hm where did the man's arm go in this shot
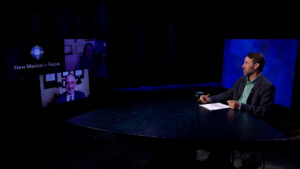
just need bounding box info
[210,77,244,103]
[210,89,234,103]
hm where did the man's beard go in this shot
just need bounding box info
[243,68,255,76]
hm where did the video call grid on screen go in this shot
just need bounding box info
[222,39,298,108]
[5,39,109,108]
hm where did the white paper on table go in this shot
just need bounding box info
[199,102,230,111]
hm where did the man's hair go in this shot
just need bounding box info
[247,52,265,72]
[66,73,76,79]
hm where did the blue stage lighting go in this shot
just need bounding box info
[222,39,298,107]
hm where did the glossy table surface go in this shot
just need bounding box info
[67,91,288,143]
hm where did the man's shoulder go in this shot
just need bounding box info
[238,76,247,81]
[260,75,274,86]
[75,90,85,97]
[257,75,275,90]
[235,76,247,84]
[58,92,67,97]
[75,90,85,94]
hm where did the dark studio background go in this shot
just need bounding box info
[1,1,300,168]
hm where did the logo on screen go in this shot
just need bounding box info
[30,45,44,60]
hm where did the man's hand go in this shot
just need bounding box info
[227,100,240,109]
[199,95,211,104]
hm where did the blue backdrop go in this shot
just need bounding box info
[222,39,298,107]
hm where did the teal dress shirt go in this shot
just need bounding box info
[238,74,261,108]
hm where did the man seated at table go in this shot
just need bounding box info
[199,52,275,168]
[199,52,275,118]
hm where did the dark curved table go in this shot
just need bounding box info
[67,92,287,144]
[67,91,288,168]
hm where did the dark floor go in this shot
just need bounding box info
[2,122,300,169]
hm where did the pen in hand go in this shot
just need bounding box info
[198,94,210,103]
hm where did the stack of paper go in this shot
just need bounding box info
[199,103,230,111]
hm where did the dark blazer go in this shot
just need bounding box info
[211,75,275,117]
[55,91,86,104]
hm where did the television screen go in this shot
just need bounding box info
[222,39,298,108]
[4,39,92,109]
[64,39,107,79]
